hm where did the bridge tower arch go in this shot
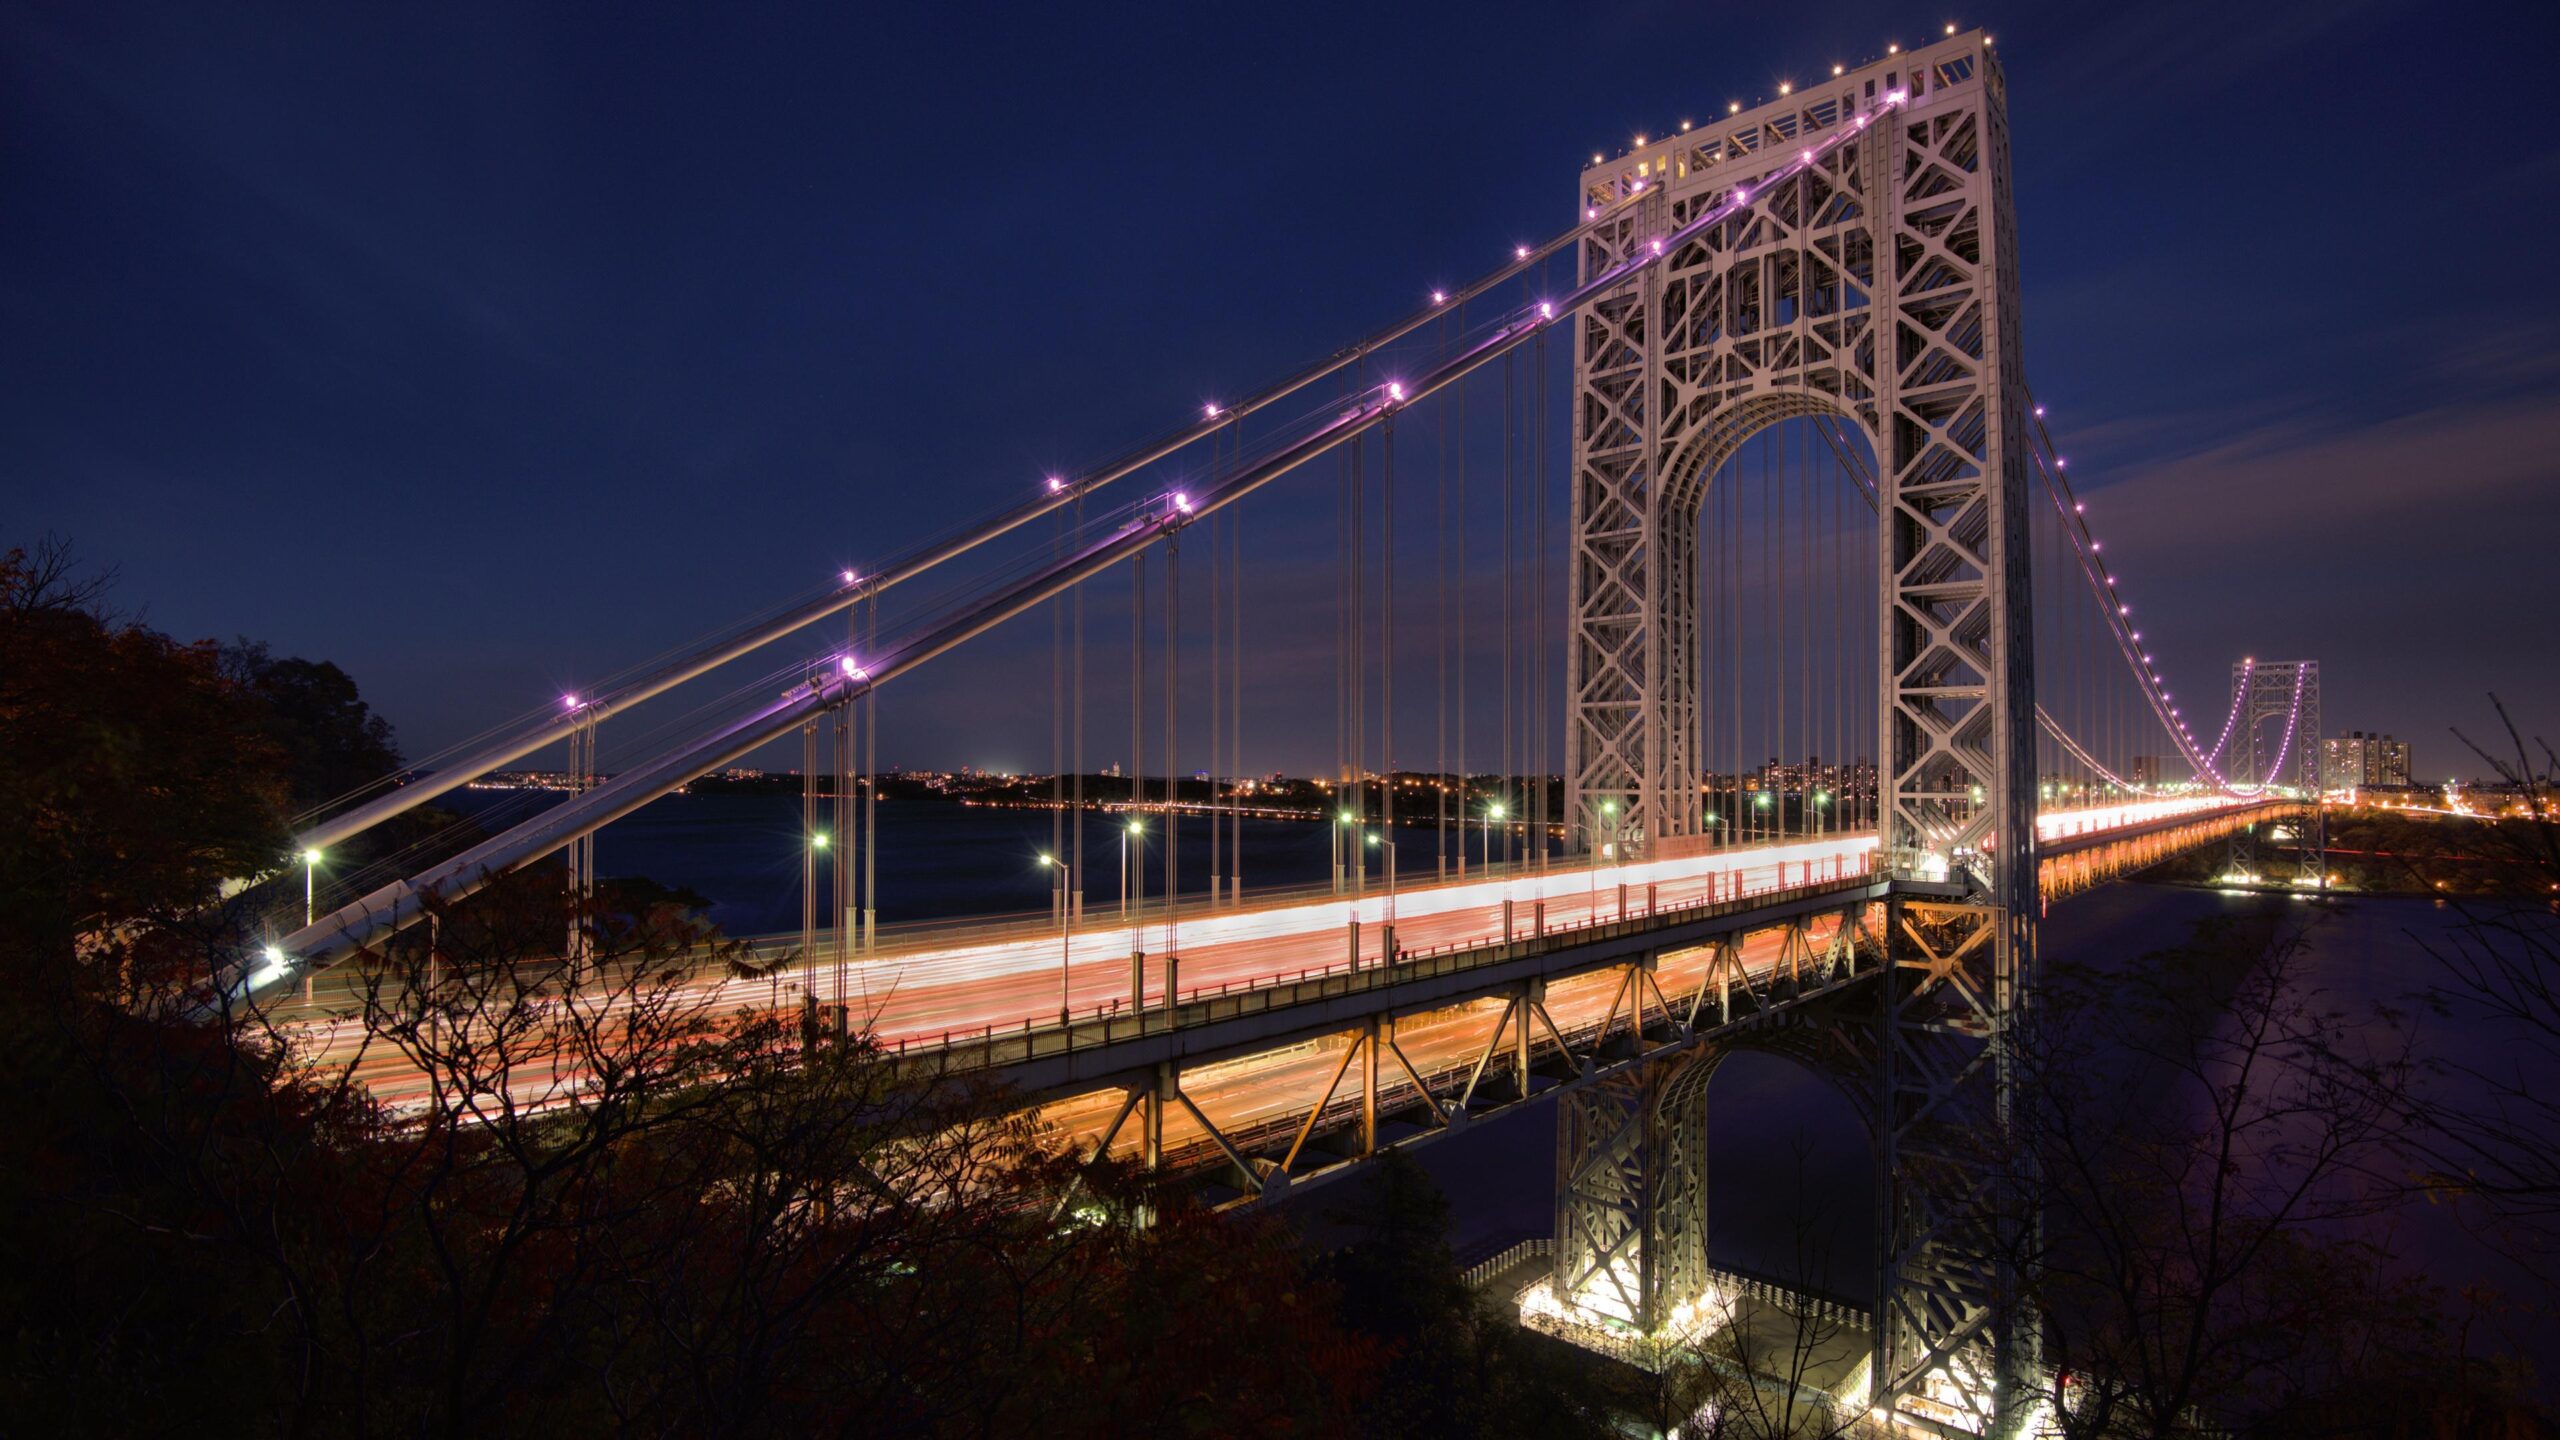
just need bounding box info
[1553,1011,1879,1338]
[1563,31,2043,1426]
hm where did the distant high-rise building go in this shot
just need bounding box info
[2129,755,2172,786]
[2322,731,2414,789]
[2377,735,2412,786]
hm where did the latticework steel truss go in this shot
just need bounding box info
[2222,658,2326,887]
[1561,31,2042,1432]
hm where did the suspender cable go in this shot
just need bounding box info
[1052,512,1066,926]
[1208,461,1223,905]
[1130,554,1145,918]
[1072,492,1085,916]
[1831,440,1845,837]
[1228,484,1242,901]
[1436,316,1450,881]
[863,596,877,951]
[1341,366,1361,886]
[1729,457,1742,847]
[1802,420,1822,835]
[1533,327,1550,867]
[1382,413,1397,900]
[1163,537,1179,962]
[1453,310,1469,875]
[1351,428,1367,889]
[1760,434,1773,841]
[1501,349,1516,865]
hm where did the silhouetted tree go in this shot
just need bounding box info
[2404,699,2560,1286]
[1317,1150,1616,1439]
[220,640,402,819]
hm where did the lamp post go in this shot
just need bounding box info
[1121,818,1143,920]
[301,847,322,927]
[1366,830,1397,913]
[1336,808,1359,894]
[1039,853,1072,1024]
[1483,801,1506,872]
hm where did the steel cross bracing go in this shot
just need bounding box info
[1561,32,2042,1431]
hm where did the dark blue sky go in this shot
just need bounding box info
[7,0,2556,783]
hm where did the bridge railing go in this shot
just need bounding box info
[886,864,1885,1077]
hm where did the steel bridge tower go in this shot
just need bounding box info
[1556,30,2043,1430]
[2222,658,2325,887]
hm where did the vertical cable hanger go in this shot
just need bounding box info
[1163,532,1178,964]
[1533,324,1550,867]
[1436,308,1451,881]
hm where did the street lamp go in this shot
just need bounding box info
[1121,818,1144,919]
[1483,801,1506,871]
[1039,853,1072,1024]
[1365,831,1396,912]
[301,847,322,927]
[1335,808,1359,894]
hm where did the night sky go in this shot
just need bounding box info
[7,1,2556,784]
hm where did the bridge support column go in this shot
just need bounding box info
[1552,1053,1710,1335]
[1142,1064,1169,1174]
[1361,1014,1380,1155]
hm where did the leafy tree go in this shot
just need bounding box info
[219,640,402,819]
[1316,1150,1616,1439]
[0,538,285,972]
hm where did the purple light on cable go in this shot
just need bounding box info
[1432,289,1448,304]
[1515,244,1530,260]
[1887,89,1908,104]
[842,568,858,585]
[1387,381,1406,402]
[1651,237,1665,254]
[561,694,580,710]
[1173,492,1193,514]
[2074,502,2085,512]
[1204,402,1221,418]
[1044,477,1064,493]
[2034,405,2045,417]
[840,656,866,680]
[1538,301,1555,320]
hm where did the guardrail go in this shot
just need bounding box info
[1462,1236,1555,1290]
[884,864,1883,1076]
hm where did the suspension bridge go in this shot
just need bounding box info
[244,28,2327,1437]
